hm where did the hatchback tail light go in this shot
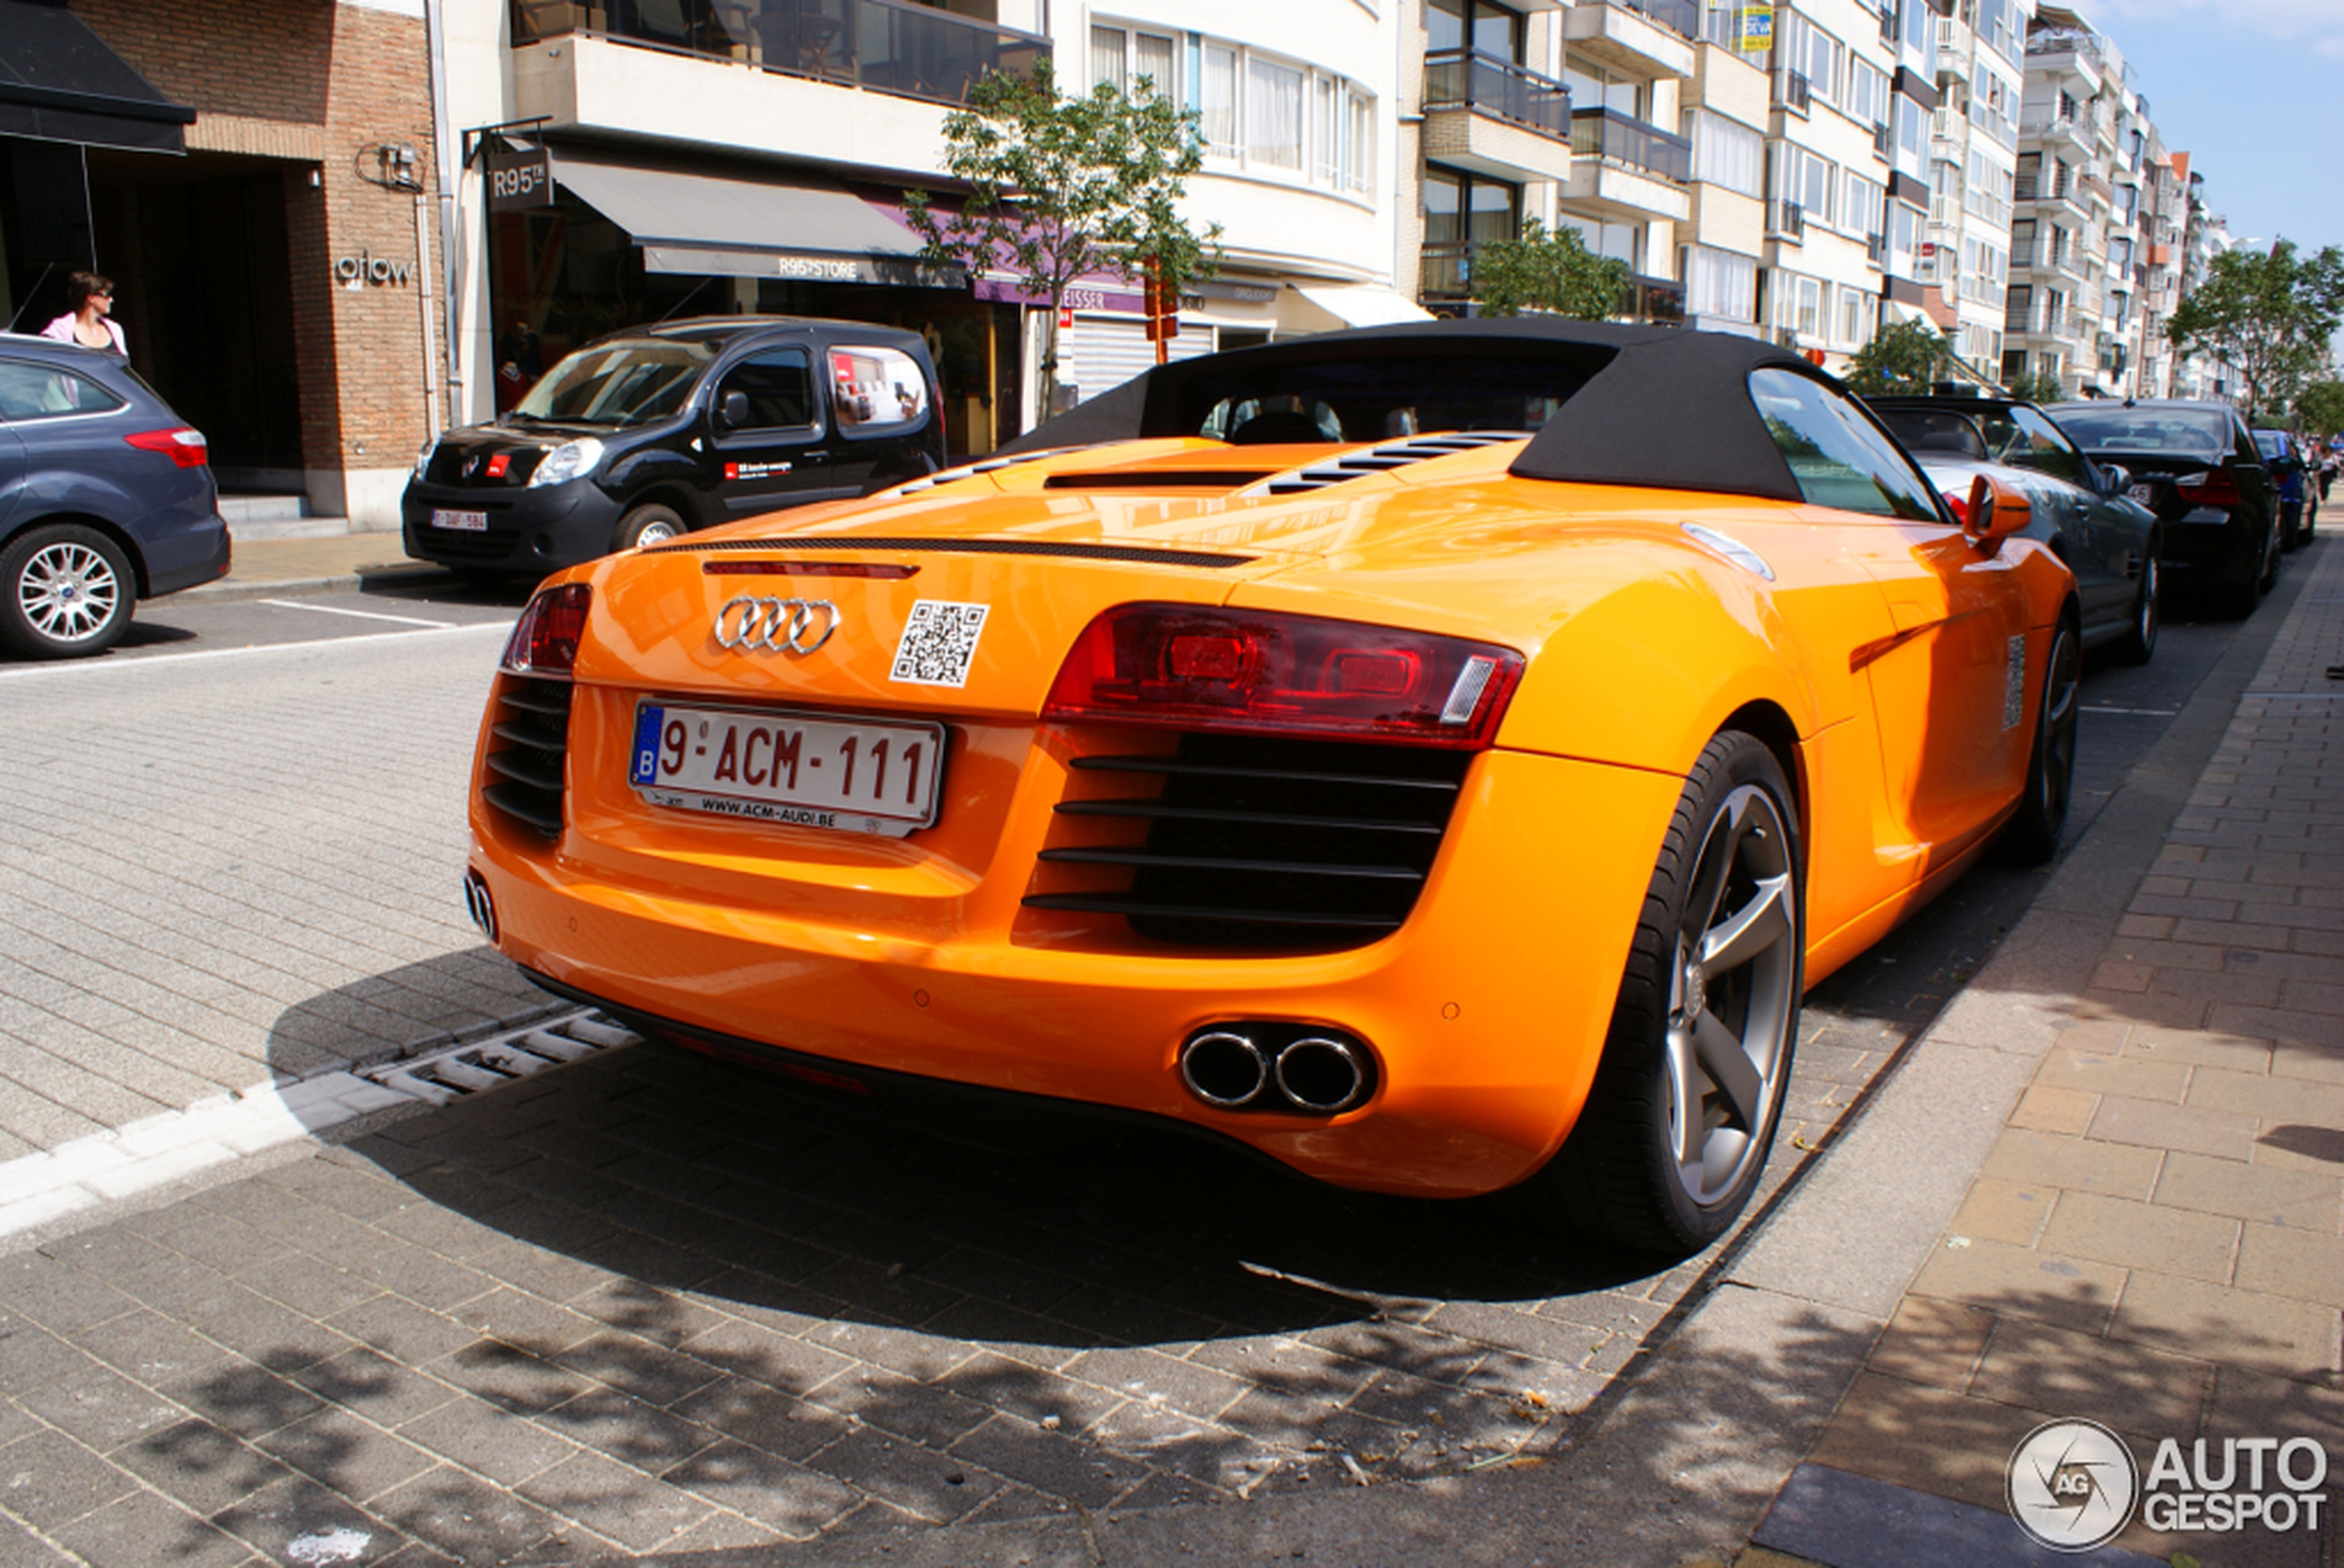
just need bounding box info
[502,583,591,677]
[1043,604,1524,748]
[2173,469,2242,508]
[124,427,208,468]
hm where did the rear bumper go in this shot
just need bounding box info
[2156,507,2265,587]
[146,518,231,597]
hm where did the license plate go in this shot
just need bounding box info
[629,702,944,836]
[2126,483,2155,506]
[432,509,489,532]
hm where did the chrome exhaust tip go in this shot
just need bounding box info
[1179,1030,1269,1107]
[1274,1036,1368,1114]
[462,868,498,943]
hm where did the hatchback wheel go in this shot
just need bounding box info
[0,524,135,659]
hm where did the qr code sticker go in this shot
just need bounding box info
[890,600,990,688]
[2003,633,2027,730]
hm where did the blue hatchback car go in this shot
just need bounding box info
[0,333,229,657]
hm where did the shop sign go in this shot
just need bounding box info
[333,250,412,288]
[488,143,555,210]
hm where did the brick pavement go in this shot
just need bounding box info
[1756,540,2344,1568]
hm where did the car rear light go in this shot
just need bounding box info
[1043,604,1524,748]
[124,426,208,468]
[1941,489,1970,527]
[2173,470,2242,507]
[501,583,591,677]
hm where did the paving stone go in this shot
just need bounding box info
[1802,1371,2060,1518]
[515,1446,712,1552]
[324,1295,479,1370]
[2235,1223,2344,1305]
[659,1439,862,1540]
[1967,1315,2215,1438]
[1862,1297,1992,1394]
[2038,1190,2242,1284]
[1906,1236,2126,1335]
[288,1347,458,1429]
[0,1251,139,1335]
[390,1394,580,1490]
[1948,1178,2056,1248]
[670,1377,856,1464]
[209,1471,405,1566]
[371,1463,575,1564]
[114,1416,298,1517]
[533,1386,721,1478]
[1979,1128,2164,1200]
[425,1337,589,1418]
[801,1423,1007,1524]
[49,1488,255,1568]
[250,1406,440,1504]
[549,1331,726,1408]
[2088,1094,2260,1161]
[18,1359,190,1454]
[2037,1045,2191,1103]
[2126,1025,2277,1072]
[0,1426,142,1527]
[2153,1150,2344,1231]
[2191,1066,2344,1125]
[2111,1270,2343,1380]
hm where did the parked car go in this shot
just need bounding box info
[0,333,229,658]
[463,321,2081,1258]
[2046,400,2277,616]
[403,317,946,578]
[1866,391,2159,663]
[2256,427,2320,547]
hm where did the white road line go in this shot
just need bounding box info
[2080,704,2181,716]
[258,598,458,628]
[0,620,508,679]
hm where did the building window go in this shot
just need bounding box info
[1687,110,1764,197]
[1684,245,1759,322]
[1192,35,1373,194]
[1422,164,1522,298]
[1429,0,1526,62]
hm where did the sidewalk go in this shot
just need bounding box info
[1740,539,2344,1568]
[185,528,447,604]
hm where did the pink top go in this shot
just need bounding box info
[39,314,126,355]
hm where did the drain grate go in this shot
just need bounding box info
[361,1011,640,1106]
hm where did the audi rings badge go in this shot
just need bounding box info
[713,596,842,655]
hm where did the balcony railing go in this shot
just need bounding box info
[1423,49,1573,140]
[1872,120,1893,161]
[1602,0,1699,40]
[1866,231,1886,267]
[1571,106,1692,182]
[508,0,1049,108]
[1776,68,1811,112]
[1770,199,1806,239]
[2026,26,2107,77]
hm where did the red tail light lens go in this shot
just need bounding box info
[1043,604,1524,748]
[1941,489,1970,528]
[2173,469,2242,508]
[124,427,208,468]
[501,583,591,677]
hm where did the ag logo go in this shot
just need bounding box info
[2008,1419,2139,1550]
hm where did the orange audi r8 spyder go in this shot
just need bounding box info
[464,322,2079,1256]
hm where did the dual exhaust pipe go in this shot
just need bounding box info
[1179,1025,1375,1115]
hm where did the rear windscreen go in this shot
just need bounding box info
[1170,348,1609,445]
[2047,405,2228,461]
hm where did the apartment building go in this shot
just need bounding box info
[1920,0,2023,379]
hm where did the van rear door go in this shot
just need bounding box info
[708,346,834,518]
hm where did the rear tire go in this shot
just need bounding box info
[615,502,686,552]
[1530,731,1803,1257]
[2115,552,2158,666]
[0,524,135,659]
[2001,616,2080,865]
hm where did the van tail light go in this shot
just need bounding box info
[501,583,591,677]
[1043,604,1524,749]
[2173,469,2242,508]
[125,427,208,468]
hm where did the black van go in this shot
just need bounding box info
[402,317,945,575]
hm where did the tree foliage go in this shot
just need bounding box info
[2005,368,2067,405]
[2296,380,2344,444]
[1469,218,1630,320]
[904,59,1220,412]
[2166,240,2344,422]
[1841,318,1952,394]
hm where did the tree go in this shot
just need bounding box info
[1468,218,1631,320]
[1841,318,1951,394]
[904,59,1220,415]
[2005,368,2067,405]
[2296,379,2344,444]
[2165,240,2344,421]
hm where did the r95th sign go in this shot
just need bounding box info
[488,147,554,210]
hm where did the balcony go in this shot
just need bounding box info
[1775,68,1812,113]
[508,0,1047,109]
[2026,26,2105,92]
[1769,199,1805,240]
[1562,0,1695,82]
[1561,107,1692,221]
[1572,106,1691,182]
[1422,50,1576,181]
[2021,106,2086,150]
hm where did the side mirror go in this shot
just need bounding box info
[1966,472,2033,549]
[718,390,749,431]
[2098,462,2130,495]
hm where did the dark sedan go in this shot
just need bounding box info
[0,333,230,657]
[1867,393,2159,662]
[2047,400,2277,617]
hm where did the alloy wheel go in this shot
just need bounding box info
[18,539,123,645]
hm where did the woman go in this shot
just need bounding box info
[39,271,126,356]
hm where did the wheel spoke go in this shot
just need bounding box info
[1699,871,1792,975]
[1665,1023,1705,1167]
[1682,794,1743,935]
[1692,1007,1764,1130]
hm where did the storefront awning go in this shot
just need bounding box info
[0,0,194,154]
[546,149,949,285]
[1282,283,1435,333]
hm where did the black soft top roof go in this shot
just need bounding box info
[1002,318,1830,503]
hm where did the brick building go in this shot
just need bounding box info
[0,0,443,526]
